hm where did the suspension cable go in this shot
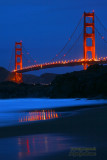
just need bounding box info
[60,31,83,61]
[8,47,15,71]
[49,14,84,62]
[22,45,36,64]
[95,14,107,32]
[95,27,107,44]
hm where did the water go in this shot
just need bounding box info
[0,98,106,127]
[0,98,107,160]
[0,134,73,160]
[0,109,61,127]
[0,98,107,112]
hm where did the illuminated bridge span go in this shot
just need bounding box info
[15,58,107,73]
[9,11,107,83]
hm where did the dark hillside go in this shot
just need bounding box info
[0,65,107,99]
[50,65,107,98]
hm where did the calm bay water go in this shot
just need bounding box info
[0,98,107,160]
[0,134,73,160]
[0,109,61,127]
[0,98,106,127]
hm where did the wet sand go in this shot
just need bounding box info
[0,104,107,138]
[0,105,107,160]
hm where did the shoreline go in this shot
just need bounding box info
[0,104,106,138]
[0,98,107,113]
[0,95,107,100]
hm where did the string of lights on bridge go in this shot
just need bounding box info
[13,57,107,72]
[9,11,107,82]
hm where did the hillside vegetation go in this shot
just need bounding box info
[0,64,107,99]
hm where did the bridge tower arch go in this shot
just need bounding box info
[15,42,23,83]
[84,11,96,70]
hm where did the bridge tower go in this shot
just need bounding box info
[15,42,23,83]
[84,11,95,70]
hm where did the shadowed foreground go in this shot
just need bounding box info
[0,105,107,160]
[1,64,107,99]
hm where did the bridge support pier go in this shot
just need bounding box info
[15,72,23,84]
[15,42,23,83]
[83,11,96,70]
[84,63,87,70]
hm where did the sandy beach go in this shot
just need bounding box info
[0,104,106,138]
[0,104,107,160]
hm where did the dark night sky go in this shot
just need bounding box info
[0,0,107,75]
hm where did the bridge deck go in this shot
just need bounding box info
[13,59,107,73]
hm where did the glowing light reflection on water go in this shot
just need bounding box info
[0,134,73,160]
[0,109,61,127]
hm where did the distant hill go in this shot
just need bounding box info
[0,67,10,82]
[50,64,107,98]
[0,64,107,99]
[0,67,58,84]
[23,73,58,84]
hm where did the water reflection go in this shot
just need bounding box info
[0,109,61,127]
[19,109,59,123]
[17,134,72,159]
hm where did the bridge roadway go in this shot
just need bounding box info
[13,58,107,73]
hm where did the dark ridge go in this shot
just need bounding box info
[0,67,58,84]
[0,64,107,99]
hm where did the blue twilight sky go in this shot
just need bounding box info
[0,0,107,75]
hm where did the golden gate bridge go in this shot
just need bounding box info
[8,11,107,83]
